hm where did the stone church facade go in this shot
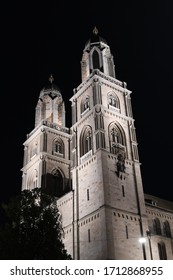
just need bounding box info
[21,27,173,260]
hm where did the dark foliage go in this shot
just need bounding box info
[0,188,72,260]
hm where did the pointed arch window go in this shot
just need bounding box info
[46,169,64,198]
[158,242,167,260]
[162,221,171,237]
[109,123,126,155]
[30,142,38,159]
[90,47,103,73]
[27,169,38,190]
[152,218,161,235]
[108,92,120,111]
[52,169,64,197]
[53,138,64,158]
[81,96,90,115]
[84,97,90,110]
[92,50,100,69]
[80,126,92,157]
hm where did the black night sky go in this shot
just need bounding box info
[1,1,173,222]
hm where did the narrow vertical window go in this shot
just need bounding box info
[87,189,90,201]
[80,126,92,157]
[163,221,171,237]
[84,97,89,110]
[122,185,125,197]
[88,229,91,242]
[85,130,92,152]
[125,225,128,239]
[81,96,90,114]
[55,142,61,153]
[31,142,38,158]
[92,50,100,69]
[153,218,161,235]
[158,242,167,260]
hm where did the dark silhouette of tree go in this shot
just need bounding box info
[0,188,72,260]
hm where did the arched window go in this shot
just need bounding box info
[163,221,171,237]
[50,169,64,198]
[81,96,90,114]
[108,92,119,110]
[84,97,90,110]
[30,142,38,158]
[80,126,92,157]
[92,49,100,69]
[27,169,38,190]
[158,242,167,260]
[53,138,64,157]
[153,218,161,235]
[90,47,103,73]
[108,122,126,155]
[45,168,70,198]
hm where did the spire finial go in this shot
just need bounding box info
[49,74,54,84]
[93,26,98,35]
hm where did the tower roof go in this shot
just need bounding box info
[39,74,62,99]
[85,27,107,48]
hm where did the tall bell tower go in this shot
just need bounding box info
[21,74,71,201]
[70,27,148,259]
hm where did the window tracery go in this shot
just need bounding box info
[80,126,92,157]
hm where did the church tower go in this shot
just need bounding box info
[21,74,71,201]
[69,27,148,259]
[21,28,154,260]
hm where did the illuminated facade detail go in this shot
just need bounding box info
[21,29,173,260]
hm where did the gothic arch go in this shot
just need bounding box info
[108,91,120,110]
[53,137,64,157]
[30,141,38,159]
[81,95,90,114]
[108,122,126,155]
[152,218,161,235]
[90,46,103,71]
[27,169,38,190]
[163,220,171,237]
[158,242,167,260]
[49,168,65,198]
[80,125,93,157]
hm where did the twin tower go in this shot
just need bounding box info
[21,28,170,259]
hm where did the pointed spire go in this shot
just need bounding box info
[49,74,54,84]
[93,26,98,35]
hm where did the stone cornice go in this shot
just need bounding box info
[70,70,131,102]
[104,108,132,123]
[45,154,72,166]
[146,205,173,215]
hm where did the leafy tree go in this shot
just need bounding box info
[0,188,72,260]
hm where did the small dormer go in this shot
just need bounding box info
[145,198,157,206]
